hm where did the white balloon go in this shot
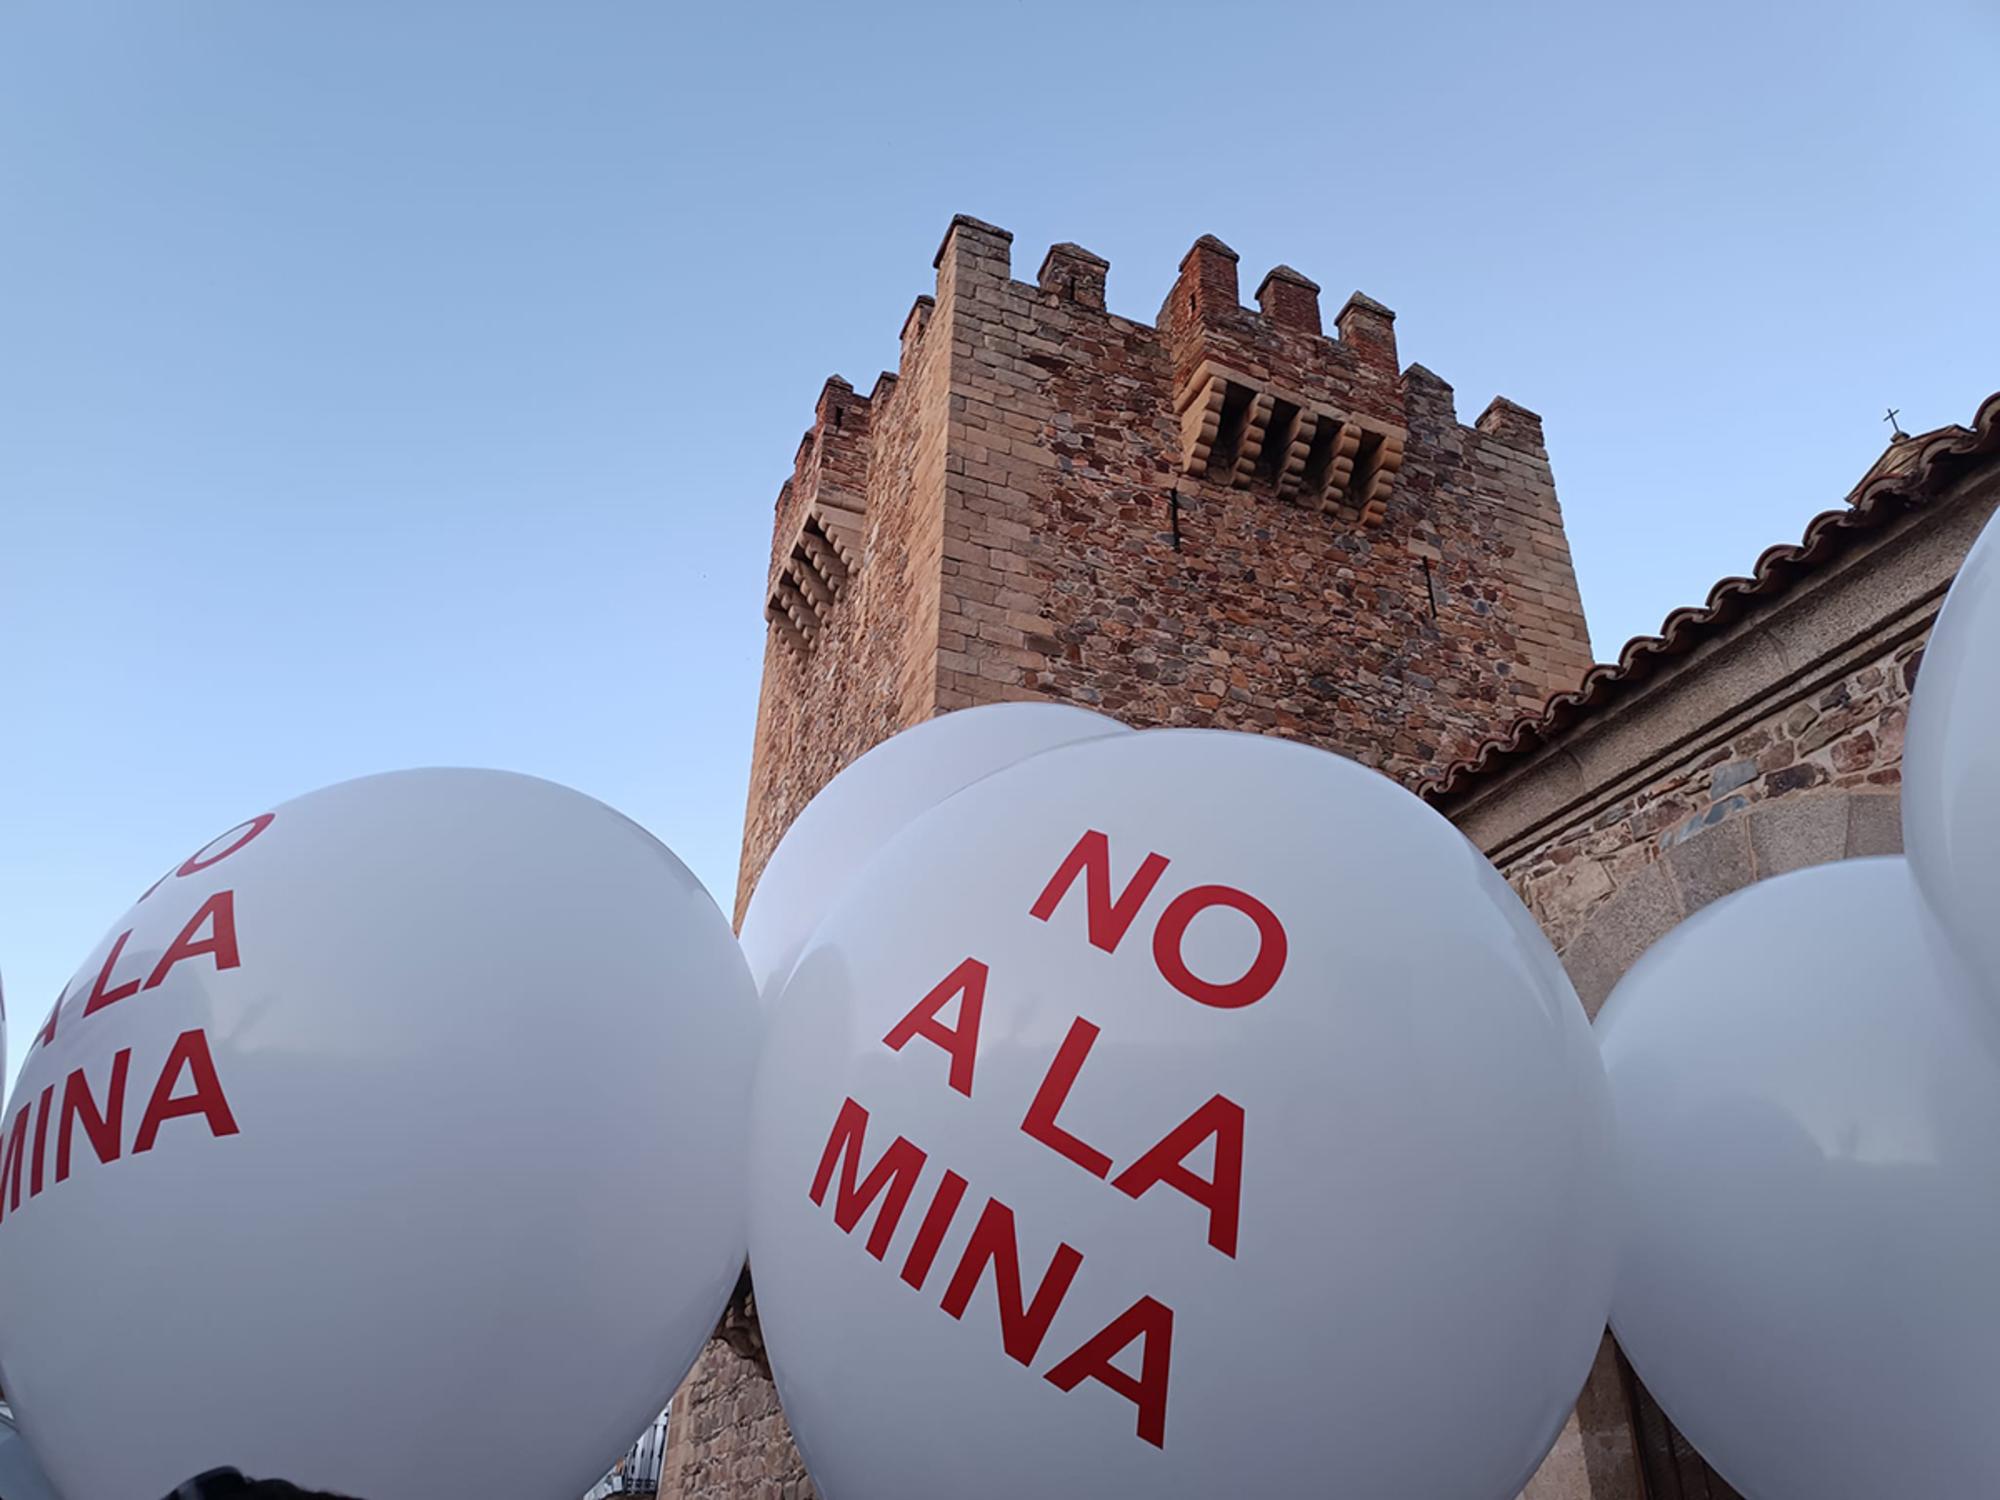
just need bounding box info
[737,703,1128,1005]
[0,770,757,1500]
[1905,515,2000,998]
[1599,857,2000,1500]
[748,730,1614,1500]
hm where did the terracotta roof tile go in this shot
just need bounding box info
[1423,390,2000,803]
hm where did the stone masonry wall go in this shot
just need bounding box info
[660,1342,812,1500]
[1506,637,1921,1015]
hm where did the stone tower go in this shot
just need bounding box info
[664,215,1596,1497]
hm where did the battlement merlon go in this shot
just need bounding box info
[1172,234,1243,327]
[1400,363,1459,427]
[1038,242,1109,311]
[1475,394,1549,453]
[933,214,1015,311]
[1256,264,1322,337]
[933,212,1013,270]
[1334,291,1398,378]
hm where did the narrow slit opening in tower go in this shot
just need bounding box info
[1209,381,1256,478]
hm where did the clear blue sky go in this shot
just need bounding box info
[4,1,1996,1091]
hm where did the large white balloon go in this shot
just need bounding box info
[0,770,757,1500]
[737,703,1128,1004]
[749,730,1615,1499]
[1905,514,2000,997]
[1600,856,2000,1500]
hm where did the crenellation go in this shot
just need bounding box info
[1037,242,1109,310]
[1476,394,1547,449]
[1168,234,1243,338]
[1335,291,1399,374]
[1401,363,1459,427]
[1255,264,1323,335]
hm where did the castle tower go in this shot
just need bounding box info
[734,214,1592,923]
[670,216,1596,1495]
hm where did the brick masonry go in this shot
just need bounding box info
[685,215,1601,1499]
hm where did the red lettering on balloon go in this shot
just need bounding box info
[939,1197,1085,1367]
[28,1086,52,1199]
[900,1168,969,1291]
[883,957,988,1098]
[133,1029,240,1153]
[1020,1017,1113,1179]
[1029,830,1171,954]
[1112,1093,1245,1258]
[1150,884,1287,1009]
[807,1095,1183,1451]
[32,994,61,1051]
[1044,1295,1176,1449]
[177,814,275,877]
[57,1051,131,1183]
[81,931,144,1017]
[143,891,242,991]
[809,1096,927,1260]
[0,1102,30,1219]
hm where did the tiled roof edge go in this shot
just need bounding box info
[1423,390,2000,803]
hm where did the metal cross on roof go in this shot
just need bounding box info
[1885,407,1910,441]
